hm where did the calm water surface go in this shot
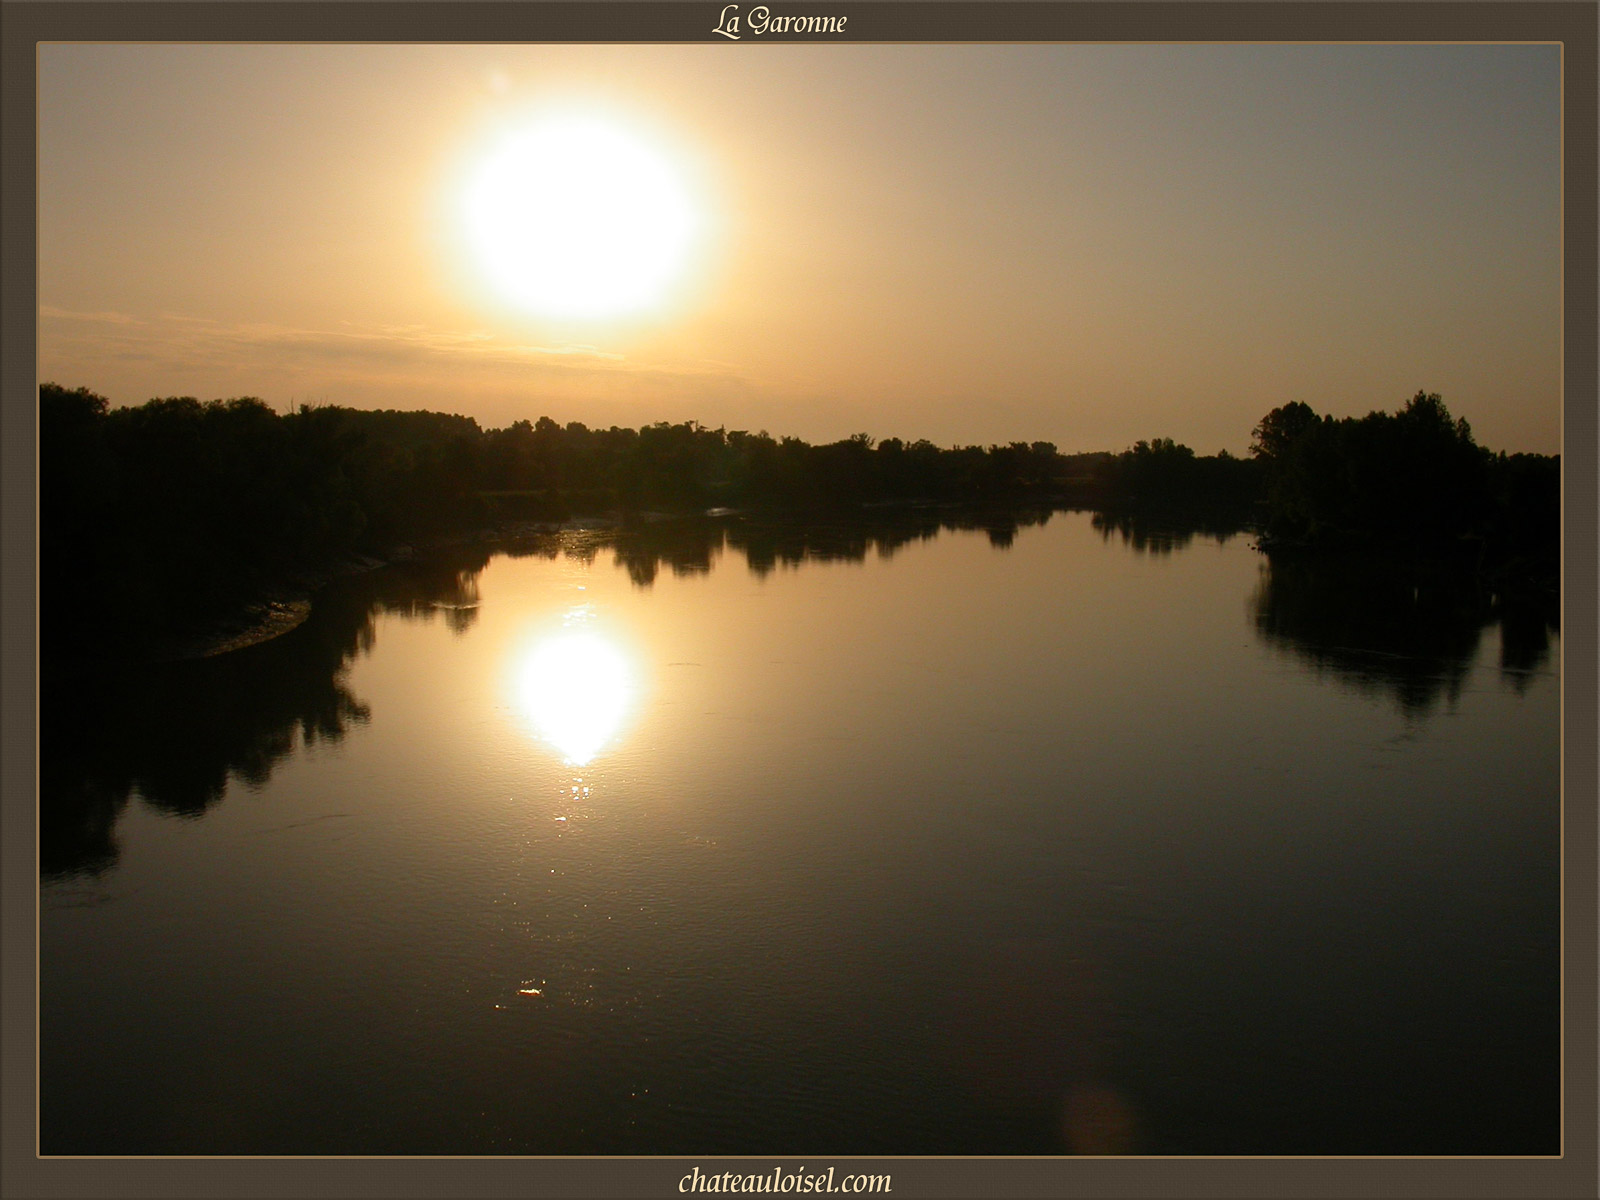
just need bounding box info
[41,511,1560,1154]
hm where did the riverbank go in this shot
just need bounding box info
[150,516,633,662]
[146,504,1007,662]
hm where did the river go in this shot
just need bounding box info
[40,509,1561,1155]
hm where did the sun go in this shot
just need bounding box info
[461,112,699,320]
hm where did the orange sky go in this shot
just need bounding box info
[38,43,1561,454]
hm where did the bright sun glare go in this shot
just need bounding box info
[514,627,636,766]
[462,113,698,320]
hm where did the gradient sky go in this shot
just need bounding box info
[38,43,1561,454]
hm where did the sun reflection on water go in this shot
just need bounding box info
[513,621,637,765]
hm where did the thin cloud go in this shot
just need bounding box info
[38,308,747,382]
[38,308,765,427]
[39,305,141,326]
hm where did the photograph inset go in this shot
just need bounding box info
[38,43,1560,1157]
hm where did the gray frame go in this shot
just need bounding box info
[4,4,1594,1198]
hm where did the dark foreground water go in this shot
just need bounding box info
[40,510,1560,1155]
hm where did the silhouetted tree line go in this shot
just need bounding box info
[42,385,486,656]
[1094,437,1260,517]
[1249,392,1558,576]
[42,382,1557,655]
[39,384,1101,654]
[478,417,1083,512]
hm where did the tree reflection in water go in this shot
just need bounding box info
[42,508,1555,879]
[1090,509,1248,556]
[43,511,1055,879]
[599,506,1055,584]
[40,549,490,878]
[1250,549,1558,717]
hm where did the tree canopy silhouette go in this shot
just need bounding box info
[1251,391,1556,575]
[40,381,1556,658]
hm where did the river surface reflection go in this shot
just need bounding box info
[512,617,640,766]
[40,510,1560,1155]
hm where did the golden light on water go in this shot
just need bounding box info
[514,626,637,765]
[460,112,699,320]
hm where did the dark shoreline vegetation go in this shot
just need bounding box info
[42,382,1558,664]
[40,381,1562,882]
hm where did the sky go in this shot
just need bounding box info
[38,43,1561,455]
